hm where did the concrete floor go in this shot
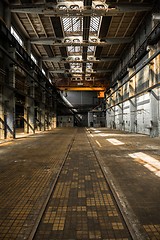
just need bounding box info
[88,127,160,240]
[0,127,160,239]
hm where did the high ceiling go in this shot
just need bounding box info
[9,0,153,92]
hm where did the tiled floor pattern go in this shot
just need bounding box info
[0,129,76,240]
[143,225,160,240]
[34,129,132,240]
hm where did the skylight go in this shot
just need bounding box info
[89,17,101,34]
[87,46,96,53]
[67,46,82,54]
[61,12,102,76]
[11,26,23,46]
[62,17,83,35]
[70,62,82,72]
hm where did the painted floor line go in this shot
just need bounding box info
[95,140,102,147]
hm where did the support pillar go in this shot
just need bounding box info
[41,84,46,131]
[127,68,137,133]
[0,85,4,139]
[105,98,109,128]
[108,90,116,129]
[24,72,35,134]
[149,89,159,137]
[129,99,137,132]
[129,73,137,132]
[24,98,35,134]
[110,107,116,129]
[4,94,15,139]
[52,94,57,129]
[48,94,53,130]
[3,48,16,139]
[118,103,124,130]
[88,112,93,127]
[148,45,159,137]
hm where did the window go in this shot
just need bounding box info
[60,8,102,77]
[62,17,83,34]
[90,17,101,34]
[31,53,37,65]
[11,26,23,46]
[42,69,46,76]
[87,46,96,53]
[67,46,82,54]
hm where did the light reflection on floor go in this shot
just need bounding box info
[106,138,125,145]
[129,152,160,177]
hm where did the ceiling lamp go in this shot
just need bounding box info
[70,5,79,10]
[58,5,67,10]
[64,38,72,43]
[95,5,105,9]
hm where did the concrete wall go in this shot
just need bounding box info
[65,91,98,107]
[106,9,160,137]
[106,88,160,137]
[57,115,74,127]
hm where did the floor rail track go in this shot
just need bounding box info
[86,128,148,240]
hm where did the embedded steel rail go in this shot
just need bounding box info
[28,129,77,240]
[86,129,149,240]
[28,127,147,240]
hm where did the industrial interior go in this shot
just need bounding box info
[0,0,160,239]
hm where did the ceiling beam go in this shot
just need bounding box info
[109,3,153,12]
[58,87,106,91]
[82,0,92,72]
[42,56,119,63]
[31,37,133,46]
[10,3,152,16]
[48,69,112,74]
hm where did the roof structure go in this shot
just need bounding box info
[10,0,153,92]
